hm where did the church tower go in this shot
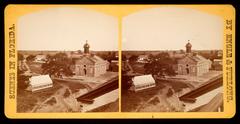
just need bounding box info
[83,40,90,54]
[185,40,192,53]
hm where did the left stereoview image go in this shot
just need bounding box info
[17,7,119,112]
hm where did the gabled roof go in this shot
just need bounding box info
[72,54,108,64]
[132,75,155,86]
[29,75,53,86]
[191,55,208,62]
[178,54,211,64]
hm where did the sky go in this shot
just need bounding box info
[122,7,224,51]
[17,7,118,51]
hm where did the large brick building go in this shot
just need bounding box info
[177,42,212,76]
[70,41,109,77]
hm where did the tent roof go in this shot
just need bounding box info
[29,75,53,86]
[132,75,155,86]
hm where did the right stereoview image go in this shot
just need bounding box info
[121,7,223,112]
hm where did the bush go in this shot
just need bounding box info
[166,88,174,97]
[26,55,36,61]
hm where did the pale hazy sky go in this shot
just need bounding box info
[18,7,118,51]
[122,7,224,50]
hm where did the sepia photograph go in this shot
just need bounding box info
[4,4,235,118]
[121,7,224,112]
[17,7,119,113]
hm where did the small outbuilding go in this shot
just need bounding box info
[212,59,222,71]
[130,75,156,92]
[27,75,53,92]
[34,54,47,63]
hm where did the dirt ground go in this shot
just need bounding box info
[17,61,118,112]
[88,99,119,112]
[121,79,189,112]
[17,82,63,112]
[17,78,104,113]
[121,71,222,112]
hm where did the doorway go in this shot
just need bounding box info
[83,65,87,75]
[186,64,189,74]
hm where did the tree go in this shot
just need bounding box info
[41,52,73,77]
[18,53,24,61]
[144,52,176,77]
[17,63,30,89]
[122,54,127,61]
[77,50,82,54]
[180,49,185,54]
[129,55,138,62]
[26,55,36,61]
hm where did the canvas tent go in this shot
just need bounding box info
[130,75,156,92]
[28,75,53,92]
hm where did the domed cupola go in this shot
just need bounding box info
[84,40,90,54]
[185,40,192,53]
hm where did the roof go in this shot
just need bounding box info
[132,75,155,86]
[191,55,208,62]
[178,54,211,64]
[186,42,192,47]
[29,75,53,86]
[193,93,223,112]
[179,75,223,103]
[72,54,109,64]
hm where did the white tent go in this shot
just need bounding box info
[28,75,53,92]
[130,74,156,92]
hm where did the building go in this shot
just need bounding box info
[70,41,109,77]
[109,60,119,72]
[136,54,149,63]
[27,75,53,92]
[212,59,223,71]
[34,54,47,63]
[179,75,223,112]
[130,74,156,92]
[217,50,223,58]
[76,76,119,112]
[177,41,212,76]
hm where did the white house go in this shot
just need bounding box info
[137,54,149,63]
[130,75,156,92]
[27,75,53,92]
[34,54,47,63]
